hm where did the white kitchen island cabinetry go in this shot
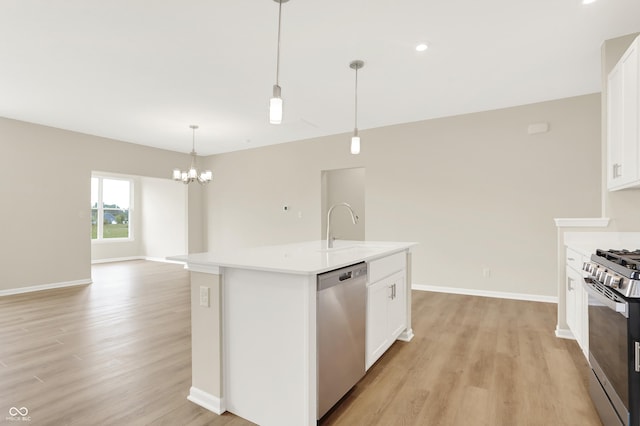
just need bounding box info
[607,34,640,191]
[366,252,412,370]
[169,240,416,426]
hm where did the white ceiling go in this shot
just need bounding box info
[1,1,639,156]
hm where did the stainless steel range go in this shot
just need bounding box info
[583,249,640,426]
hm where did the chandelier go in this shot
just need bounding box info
[172,125,212,184]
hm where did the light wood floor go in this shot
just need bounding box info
[0,261,601,425]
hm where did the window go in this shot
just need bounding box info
[91,176,132,240]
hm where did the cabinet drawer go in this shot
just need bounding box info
[566,247,584,272]
[368,252,406,284]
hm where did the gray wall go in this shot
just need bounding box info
[0,117,202,291]
[0,93,602,297]
[139,176,188,260]
[204,94,602,297]
[321,167,366,241]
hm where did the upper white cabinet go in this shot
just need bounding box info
[608,35,640,191]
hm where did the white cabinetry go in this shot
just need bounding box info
[608,35,640,191]
[366,252,407,370]
[565,247,588,358]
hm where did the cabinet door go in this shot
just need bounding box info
[366,278,391,370]
[387,272,407,340]
[608,62,625,189]
[608,37,640,190]
[622,41,639,185]
[579,279,589,358]
[570,267,584,351]
[565,267,579,337]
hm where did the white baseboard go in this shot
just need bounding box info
[91,256,180,265]
[187,386,225,415]
[412,284,558,304]
[146,256,185,264]
[398,328,414,342]
[0,278,92,297]
[91,256,144,264]
[555,327,575,340]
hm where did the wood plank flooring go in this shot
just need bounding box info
[0,261,601,425]
[323,291,601,426]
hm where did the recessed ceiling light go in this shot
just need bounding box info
[415,43,428,52]
[582,0,597,4]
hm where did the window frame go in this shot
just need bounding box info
[91,175,134,242]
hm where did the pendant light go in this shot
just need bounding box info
[349,60,364,155]
[172,125,213,185]
[269,0,289,124]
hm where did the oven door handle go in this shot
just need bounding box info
[583,278,628,316]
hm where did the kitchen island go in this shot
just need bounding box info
[169,240,416,426]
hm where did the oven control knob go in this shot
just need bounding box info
[604,273,613,286]
[609,275,622,289]
[603,273,621,288]
[596,269,607,282]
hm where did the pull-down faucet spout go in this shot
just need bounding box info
[326,202,359,249]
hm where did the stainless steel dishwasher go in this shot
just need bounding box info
[317,262,367,420]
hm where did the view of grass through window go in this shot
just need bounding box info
[91,177,131,239]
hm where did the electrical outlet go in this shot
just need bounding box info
[199,286,210,307]
[482,267,491,278]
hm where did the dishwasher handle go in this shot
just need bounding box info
[317,262,367,292]
[339,271,353,281]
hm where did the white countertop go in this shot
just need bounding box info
[168,240,417,275]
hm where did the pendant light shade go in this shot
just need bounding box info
[270,85,283,124]
[351,135,361,155]
[269,0,289,124]
[350,60,364,155]
[172,125,212,185]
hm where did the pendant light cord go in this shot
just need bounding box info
[354,66,359,131]
[275,0,283,86]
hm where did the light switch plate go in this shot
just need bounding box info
[199,286,210,307]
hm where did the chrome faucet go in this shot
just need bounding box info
[326,202,359,249]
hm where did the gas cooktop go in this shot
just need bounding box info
[594,249,640,278]
[586,249,640,297]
